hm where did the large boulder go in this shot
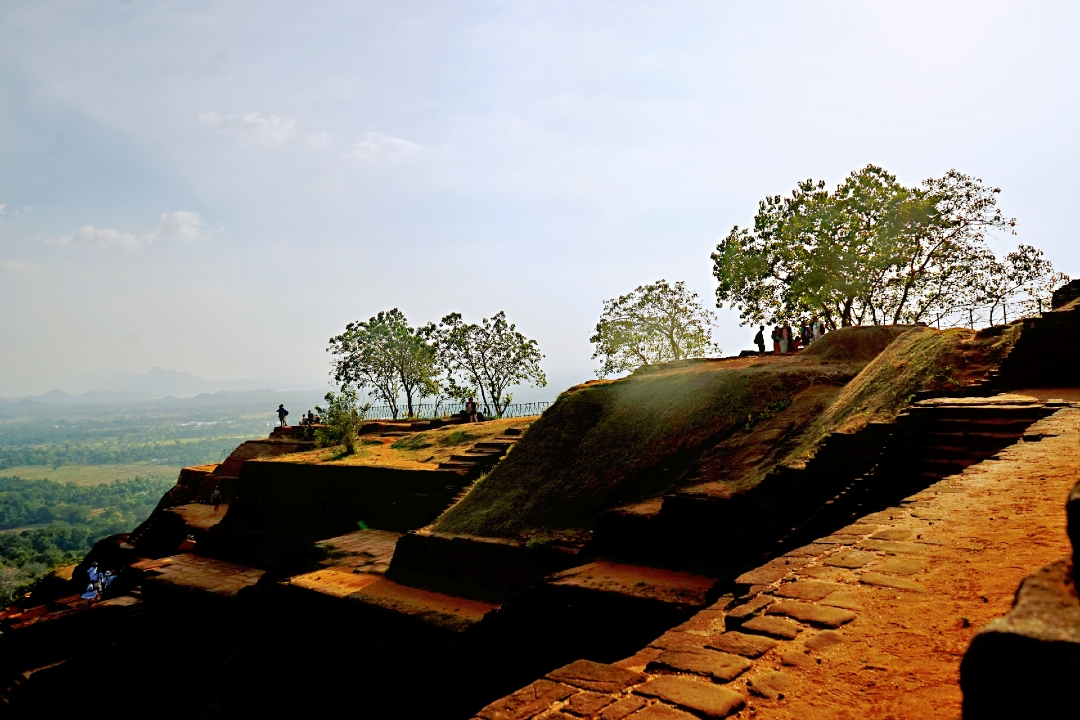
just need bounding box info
[960,479,1080,718]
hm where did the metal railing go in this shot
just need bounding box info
[362,401,551,421]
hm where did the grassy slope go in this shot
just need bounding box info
[789,324,1021,464]
[436,326,911,538]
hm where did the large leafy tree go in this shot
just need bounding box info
[590,279,720,377]
[433,311,546,417]
[711,165,1058,329]
[327,309,437,419]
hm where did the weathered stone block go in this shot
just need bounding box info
[767,600,856,628]
[824,549,877,569]
[649,631,708,652]
[869,528,913,542]
[635,676,746,718]
[961,557,1080,718]
[564,690,615,717]
[599,694,647,720]
[819,590,863,611]
[734,565,790,587]
[745,670,792,699]
[670,608,726,634]
[705,631,777,658]
[867,557,925,576]
[547,660,645,694]
[804,629,845,652]
[629,704,698,720]
[724,595,773,623]
[740,615,802,640]
[858,572,926,592]
[646,649,751,682]
[476,679,576,720]
[772,580,844,601]
[779,649,815,668]
[783,543,832,558]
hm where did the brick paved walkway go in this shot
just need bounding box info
[476,405,1079,719]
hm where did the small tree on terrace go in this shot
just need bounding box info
[590,279,720,377]
[314,386,369,454]
[327,309,437,419]
[434,311,546,418]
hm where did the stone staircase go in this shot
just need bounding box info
[986,279,1080,391]
[437,426,524,476]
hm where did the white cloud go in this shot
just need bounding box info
[0,204,31,223]
[42,210,208,251]
[198,111,297,147]
[43,226,142,250]
[343,132,422,161]
[154,210,205,242]
[0,260,28,271]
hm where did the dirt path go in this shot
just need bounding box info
[732,405,1078,720]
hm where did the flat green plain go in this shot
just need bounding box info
[1,463,181,485]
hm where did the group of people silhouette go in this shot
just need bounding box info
[277,404,321,427]
[753,318,826,355]
[80,562,120,602]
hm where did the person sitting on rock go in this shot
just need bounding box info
[277,404,289,427]
[81,583,99,602]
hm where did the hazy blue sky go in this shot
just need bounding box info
[1,1,1077,397]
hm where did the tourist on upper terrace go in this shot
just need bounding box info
[306,410,315,425]
[277,404,289,427]
[753,325,765,355]
[771,325,782,354]
[780,322,791,353]
[812,317,823,342]
[465,397,479,423]
[801,323,812,347]
[211,487,223,512]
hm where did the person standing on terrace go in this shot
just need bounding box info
[753,325,765,355]
[465,397,478,423]
[277,404,289,427]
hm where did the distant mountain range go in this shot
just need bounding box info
[1,367,320,403]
